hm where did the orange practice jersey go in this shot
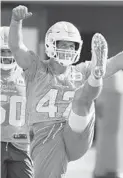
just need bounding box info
[24,53,91,125]
[0,67,29,143]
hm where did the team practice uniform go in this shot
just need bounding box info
[25,52,95,178]
[1,67,33,178]
[9,6,122,177]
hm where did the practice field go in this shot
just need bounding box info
[66,147,96,178]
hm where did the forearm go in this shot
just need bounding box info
[9,19,27,53]
[8,6,34,69]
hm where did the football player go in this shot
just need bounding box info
[8,5,123,178]
[0,26,33,178]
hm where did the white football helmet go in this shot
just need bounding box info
[45,21,83,66]
[0,26,16,70]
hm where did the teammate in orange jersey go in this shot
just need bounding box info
[0,26,33,178]
[9,5,123,178]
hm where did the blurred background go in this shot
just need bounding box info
[1,1,123,178]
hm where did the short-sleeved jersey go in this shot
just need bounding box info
[0,67,30,145]
[24,52,92,125]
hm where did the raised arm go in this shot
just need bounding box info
[104,51,123,78]
[8,5,33,70]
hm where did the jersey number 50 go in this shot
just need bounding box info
[0,95,26,126]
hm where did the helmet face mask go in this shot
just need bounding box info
[45,21,83,66]
[55,40,80,66]
[0,26,16,71]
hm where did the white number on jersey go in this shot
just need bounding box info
[36,89,75,118]
[63,91,74,117]
[0,95,26,126]
[36,89,58,117]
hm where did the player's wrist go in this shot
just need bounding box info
[11,17,23,24]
